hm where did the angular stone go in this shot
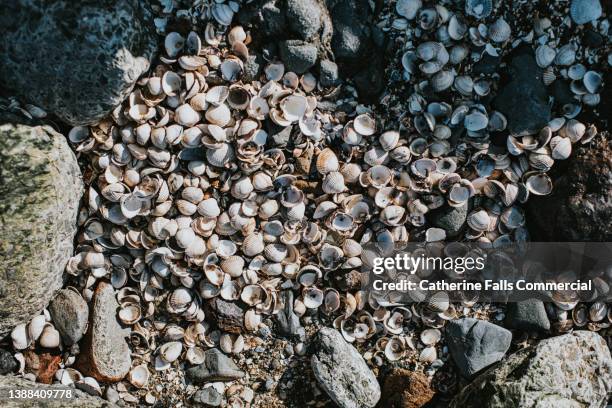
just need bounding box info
[505,299,550,332]
[205,298,245,334]
[279,40,318,74]
[276,290,303,338]
[493,47,551,136]
[76,281,131,382]
[186,348,245,383]
[311,328,381,408]
[0,375,117,407]
[450,331,612,408]
[446,318,512,378]
[0,0,156,126]
[0,123,82,337]
[48,289,89,345]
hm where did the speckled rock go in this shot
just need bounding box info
[0,349,18,375]
[0,375,117,407]
[505,299,550,332]
[186,348,245,383]
[0,0,156,126]
[428,202,468,238]
[279,40,318,74]
[48,289,89,345]
[0,123,82,337]
[319,59,340,87]
[312,328,381,408]
[286,0,322,40]
[446,318,512,378]
[205,298,245,334]
[450,331,612,408]
[76,281,131,382]
[380,368,435,408]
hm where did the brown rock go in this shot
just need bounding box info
[205,298,245,334]
[380,369,435,408]
[24,351,62,384]
[76,281,131,382]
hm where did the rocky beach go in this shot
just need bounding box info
[0,0,611,407]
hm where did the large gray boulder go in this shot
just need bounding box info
[0,123,83,337]
[0,0,156,126]
[0,375,117,407]
[450,331,612,408]
[311,328,381,408]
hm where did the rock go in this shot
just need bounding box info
[450,331,612,408]
[446,318,512,378]
[237,0,286,37]
[493,47,551,136]
[279,40,318,74]
[0,349,18,375]
[0,123,82,337]
[286,0,322,40]
[527,134,611,241]
[570,0,602,25]
[23,351,62,384]
[242,53,264,82]
[505,299,550,332]
[428,202,468,238]
[205,298,245,334]
[276,290,303,338]
[352,58,386,101]
[380,368,435,408]
[76,281,131,382]
[186,348,245,383]
[319,59,340,87]
[193,387,223,407]
[0,0,156,126]
[330,0,372,62]
[311,328,381,408]
[0,375,117,407]
[48,289,89,346]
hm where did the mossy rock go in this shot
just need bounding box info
[0,123,83,336]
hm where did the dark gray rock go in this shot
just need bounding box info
[279,40,318,74]
[186,348,245,383]
[493,47,551,136]
[205,298,245,334]
[48,289,89,345]
[450,331,612,408]
[353,59,386,101]
[330,0,371,62]
[276,290,303,339]
[428,202,468,238]
[505,299,550,332]
[0,349,18,375]
[0,124,82,337]
[193,387,223,407]
[311,328,381,408]
[319,59,340,87]
[0,0,156,126]
[243,53,264,82]
[237,0,286,37]
[286,0,322,40]
[446,318,512,378]
[76,281,131,382]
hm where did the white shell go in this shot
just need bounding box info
[128,365,150,388]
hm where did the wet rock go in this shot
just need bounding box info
[0,123,82,337]
[493,47,551,136]
[0,349,18,375]
[505,299,550,332]
[380,368,435,408]
[446,318,512,378]
[526,134,611,241]
[193,387,223,407]
[311,328,381,408]
[186,348,245,383]
[450,331,612,407]
[205,298,245,334]
[286,0,322,40]
[279,40,318,74]
[0,375,117,408]
[0,0,156,126]
[76,281,131,382]
[319,59,340,87]
[428,202,468,238]
[48,289,89,346]
[276,290,303,339]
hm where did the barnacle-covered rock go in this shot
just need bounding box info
[0,123,82,337]
[0,0,156,125]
